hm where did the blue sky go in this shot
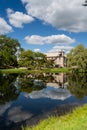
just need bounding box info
[0,0,87,53]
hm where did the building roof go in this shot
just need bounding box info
[46,52,59,57]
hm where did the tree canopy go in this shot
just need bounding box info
[0,35,22,68]
[18,50,34,68]
[0,35,54,69]
[18,50,49,69]
[67,44,87,70]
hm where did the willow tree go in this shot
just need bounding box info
[67,44,87,70]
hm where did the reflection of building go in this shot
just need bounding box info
[46,51,67,67]
[47,73,67,88]
[27,73,70,100]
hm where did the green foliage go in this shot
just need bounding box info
[0,35,22,68]
[18,50,34,68]
[45,59,54,68]
[23,104,87,130]
[18,50,48,69]
[67,44,87,70]
[34,52,48,69]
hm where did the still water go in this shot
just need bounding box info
[0,73,87,130]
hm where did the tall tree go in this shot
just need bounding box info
[34,52,47,69]
[67,44,87,70]
[0,35,21,68]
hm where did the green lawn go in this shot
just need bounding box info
[0,68,33,74]
[0,68,70,74]
[44,68,70,73]
[23,104,87,130]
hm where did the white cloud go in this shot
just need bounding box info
[34,48,41,52]
[0,17,12,34]
[24,34,75,45]
[21,0,87,32]
[7,8,34,28]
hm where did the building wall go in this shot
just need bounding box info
[46,51,67,68]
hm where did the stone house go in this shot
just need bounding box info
[46,51,67,68]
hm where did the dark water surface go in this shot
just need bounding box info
[0,73,87,130]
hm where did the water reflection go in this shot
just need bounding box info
[0,74,19,104]
[18,73,54,93]
[67,73,87,99]
[0,73,87,106]
[26,73,70,100]
[47,73,67,88]
[0,73,87,130]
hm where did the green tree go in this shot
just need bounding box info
[18,50,34,69]
[34,52,47,69]
[0,35,21,68]
[46,59,54,68]
[18,50,48,69]
[67,44,87,70]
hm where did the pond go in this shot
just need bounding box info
[0,73,87,130]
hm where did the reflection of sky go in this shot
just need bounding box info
[0,84,87,129]
[7,106,32,123]
[0,102,12,115]
[25,86,71,100]
[0,91,87,129]
[0,102,32,125]
[0,86,71,126]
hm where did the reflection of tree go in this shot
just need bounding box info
[0,74,19,104]
[67,73,87,99]
[18,74,54,93]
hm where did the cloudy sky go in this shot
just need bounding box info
[0,0,87,53]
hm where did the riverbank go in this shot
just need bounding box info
[0,68,70,74]
[23,104,87,130]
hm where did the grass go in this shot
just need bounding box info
[0,68,70,74]
[0,68,30,74]
[44,68,70,73]
[0,68,46,74]
[22,104,87,130]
